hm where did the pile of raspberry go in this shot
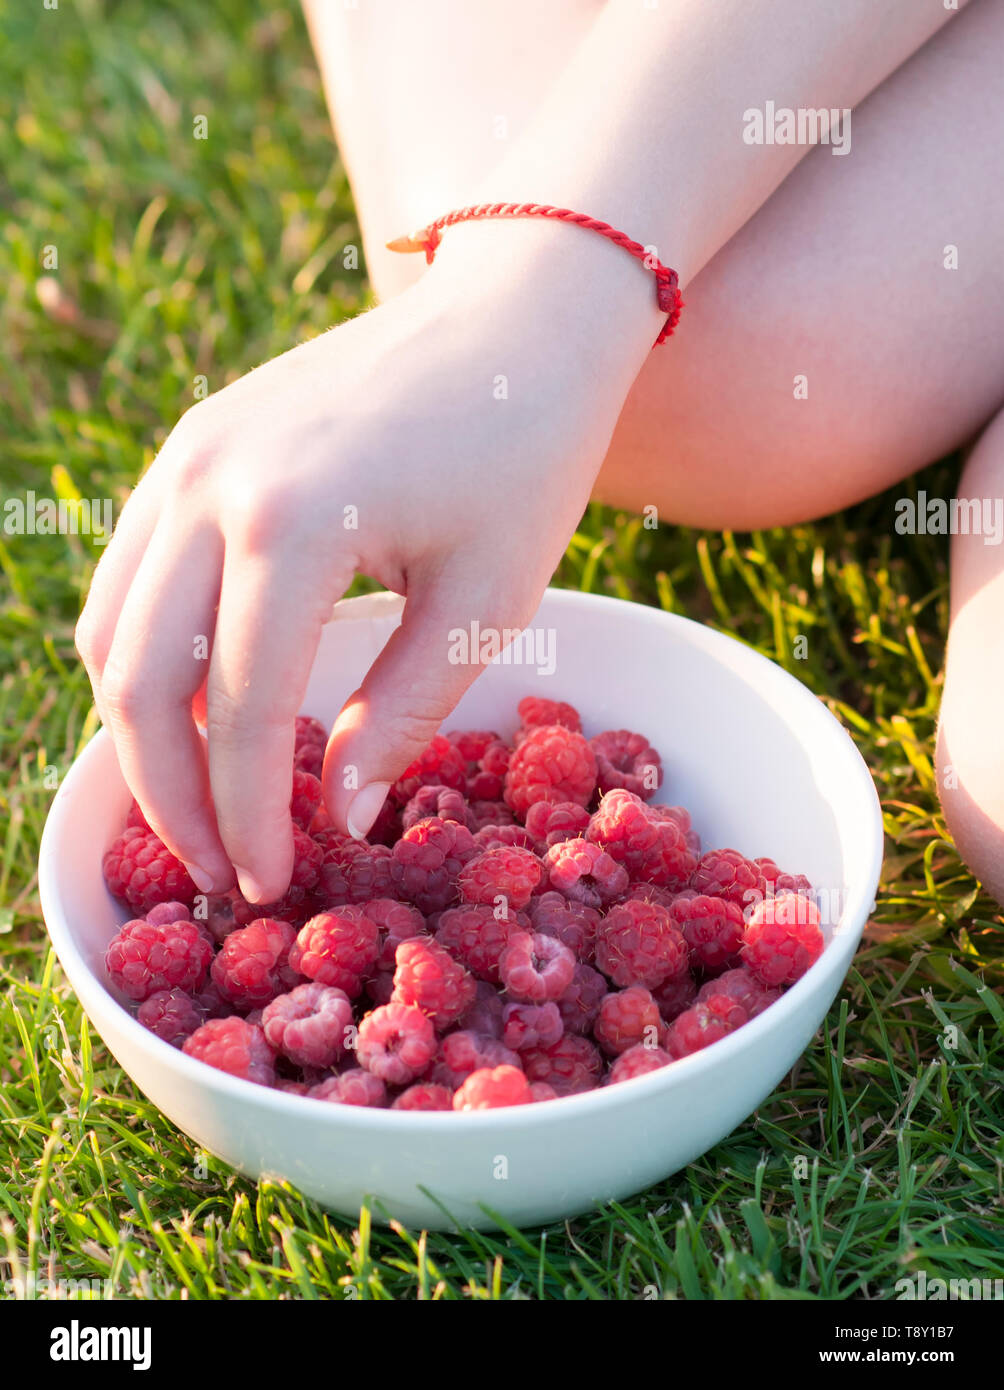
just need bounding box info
[101,699,823,1112]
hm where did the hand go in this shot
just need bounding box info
[76,250,625,905]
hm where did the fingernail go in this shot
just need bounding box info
[183,862,216,894]
[234,867,266,904]
[346,782,391,841]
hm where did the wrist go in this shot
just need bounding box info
[400,212,669,401]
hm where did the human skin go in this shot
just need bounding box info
[78,0,999,905]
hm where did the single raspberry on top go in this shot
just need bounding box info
[587,790,694,889]
[389,735,468,806]
[183,1017,277,1087]
[260,980,354,1068]
[499,930,576,1003]
[543,838,629,909]
[290,769,323,831]
[458,846,543,912]
[390,816,477,914]
[503,725,597,818]
[608,1043,673,1084]
[516,696,582,734]
[590,729,663,801]
[356,1002,438,1086]
[137,988,205,1046]
[211,917,300,1010]
[524,800,592,850]
[435,904,526,984]
[392,1083,455,1112]
[689,848,765,912]
[103,827,197,914]
[521,1033,603,1096]
[595,899,689,989]
[453,1064,533,1111]
[670,893,746,976]
[593,986,665,1057]
[742,891,823,986]
[392,935,476,1029]
[402,784,472,831]
[289,908,380,997]
[106,917,212,1001]
[317,839,394,906]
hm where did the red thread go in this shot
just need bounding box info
[387,202,683,347]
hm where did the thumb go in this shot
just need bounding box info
[322,579,531,838]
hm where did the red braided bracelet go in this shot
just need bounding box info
[387,202,683,346]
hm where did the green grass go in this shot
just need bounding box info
[1,0,1002,1301]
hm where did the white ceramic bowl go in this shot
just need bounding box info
[39,589,882,1231]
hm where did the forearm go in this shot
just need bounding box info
[424,0,966,397]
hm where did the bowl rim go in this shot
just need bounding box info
[39,588,884,1132]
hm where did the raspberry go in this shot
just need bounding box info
[665,995,747,1059]
[517,696,582,734]
[754,858,814,900]
[521,1034,602,1096]
[524,800,592,850]
[742,891,824,986]
[289,909,380,997]
[103,828,197,914]
[594,986,665,1056]
[652,805,701,856]
[402,784,472,831]
[595,899,689,989]
[587,790,695,889]
[183,1017,276,1086]
[543,838,629,909]
[366,797,402,847]
[472,823,536,853]
[362,897,427,971]
[430,1031,520,1089]
[458,847,543,912]
[356,1002,437,1085]
[624,882,680,911]
[503,725,597,817]
[590,729,663,801]
[366,969,395,1006]
[309,1069,387,1108]
[529,1082,559,1103]
[608,1043,673,1084]
[468,800,516,831]
[530,892,601,963]
[106,918,212,1001]
[317,840,394,906]
[392,935,476,1029]
[294,715,327,779]
[689,848,765,911]
[456,979,506,1038]
[126,799,150,831]
[146,900,192,926]
[502,1001,564,1052]
[392,1083,455,1111]
[453,1065,533,1111]
[211,918,299,1010]
[435,904,526,984]
[446,729,502,764]
[555,962,607,1035]
[465,738,511,801]
[231,883,313,929]
[670,893,746,975]
[290,770,322,831]
[137,988,205,1046]
[261,981,354,1068]
[697,966,781,1018]
[390,816,477,914]
[500,931,576,1003]
[652,968,698,1022]
[390,735,467,807]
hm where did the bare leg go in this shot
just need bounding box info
[938,408,1004,903]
